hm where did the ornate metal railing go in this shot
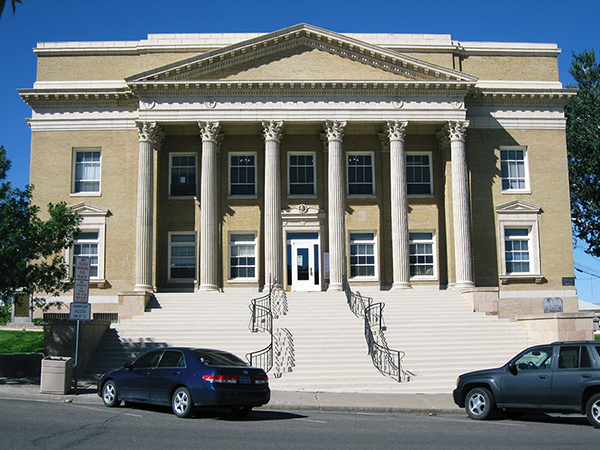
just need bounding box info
[246,283,294,377]
[342,275,410,382]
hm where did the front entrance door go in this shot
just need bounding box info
[287,233,320,292]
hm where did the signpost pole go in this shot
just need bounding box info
[74,319,80,394]
[71,255,91,395]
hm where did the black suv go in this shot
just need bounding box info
[453,341,600,426]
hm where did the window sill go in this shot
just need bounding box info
[167,196,196,200]
[500,274,544,285]
[410,276,438,282]
[347,194,376,198]
[228,195,258,200]
[71,192,101,197]
[502,190,531,195]
[228,278,258,283]
[168,279,197,283]
[407,194,434,198]
[89,279,108,288]
[288,195,317,199]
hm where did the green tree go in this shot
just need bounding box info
[0,146,81,309]
[566,49,600,256]
[0,0,22,19]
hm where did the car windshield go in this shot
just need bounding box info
[192,350,249,367]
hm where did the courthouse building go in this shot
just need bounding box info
[20,24,582,323]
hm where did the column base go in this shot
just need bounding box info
[133,284,153,292]
[455,281,475,291]
[198,284,220,292]
[327,283,343,292]
[391,282,412,290]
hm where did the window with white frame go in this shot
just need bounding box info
[409,232,436,277]
[73,231,99,278]
[73,149,101,194]
[229,153,256,196]
[503,228,531,273]
[347,153,375,195]
[169,233,197,280]
[496,200,542,281]
[288,153,316,196]
[170,154,197,197]
[230,233,257,279]
[406,153,433,195]
[349,232,377,278]
[500,146,529,191]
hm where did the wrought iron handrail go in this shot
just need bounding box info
[342,275,410,382]
[246,282,293,377]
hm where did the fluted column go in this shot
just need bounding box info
[134,122,163,291]
[263,120,284,287]
[324,120,347,291]
[387,121,411,289]
[445,121,474,289]
[198,121,221,292]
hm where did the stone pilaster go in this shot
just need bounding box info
[198,121,221,292]
[262,120,284,287]
[387,121,411,289]
[445,121,474,289]
[324,120,347,291]
[134,121,163,291]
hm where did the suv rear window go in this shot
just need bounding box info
[559,346,593,369]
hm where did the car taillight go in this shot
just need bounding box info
[203,374,238,384]
[253,375,268,384]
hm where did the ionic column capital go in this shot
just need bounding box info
[386,120,408,142]
[323,120,347,142]
[262,120,284,142]
[198,121,221,142]
[136,121,164,149]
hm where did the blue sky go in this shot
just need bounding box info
[1,0,599,302]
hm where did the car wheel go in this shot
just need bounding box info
[102,380,121,407]
[465,387,495,420]
[586,393,600,427]
[172,387,195,418]
[230,406,253,417]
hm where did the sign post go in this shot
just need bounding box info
[70,256,91,393]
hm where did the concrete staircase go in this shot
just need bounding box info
[85,289,534,394]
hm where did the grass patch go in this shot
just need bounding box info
[0,330,44,354]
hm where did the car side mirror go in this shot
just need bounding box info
[508,362,518,376]
[124,361,133,370]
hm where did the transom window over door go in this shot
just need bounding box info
[229,154,256,196]
[170,154,197,197]
[347,153,375,195]
[288,153,316,196]
[73,148,101,193]
[406,153,433,195]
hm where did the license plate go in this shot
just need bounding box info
[239,376,251,384]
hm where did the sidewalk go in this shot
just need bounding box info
[0,376,460,414]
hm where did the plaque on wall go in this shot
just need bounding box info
[543,297,563,313]
[562,277,575,286]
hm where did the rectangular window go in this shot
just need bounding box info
[288,153,316,196]
[504,228,530,273]
[349,232,376,278]
[406,153,433,195]
[500,147,528,191]
[169,233,196,280]
[229,154,256,196]
[409,232,435,277]
[348,153,375,195]
[73,149,101,193]
[230,233,257,279]
[73,231,99,278]
[170,154,197,197]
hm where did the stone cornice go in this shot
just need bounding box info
[19,86,137,107]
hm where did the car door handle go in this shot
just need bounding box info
[582,374,592,379]
[539,375,549,379]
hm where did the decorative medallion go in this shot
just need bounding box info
[391,97,404,109]
[298,204,309,214]
[140,98,155,110]
[204,97,217,109]
[451,98,463,109]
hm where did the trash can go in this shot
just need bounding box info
[40,356,73,394]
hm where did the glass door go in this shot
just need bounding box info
[287,233,321,291]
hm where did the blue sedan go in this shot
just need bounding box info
[98,347,270,418]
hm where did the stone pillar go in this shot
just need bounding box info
[134,122,163,291]
[324,120,347,291]
[263,120,284,287]
[387,121,411,289]
[445,121,474,289]
[198,121,221,292]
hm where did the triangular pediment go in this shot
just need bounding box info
[496,200,541,214]
[71,202,109,216]
[126,24,476,86]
